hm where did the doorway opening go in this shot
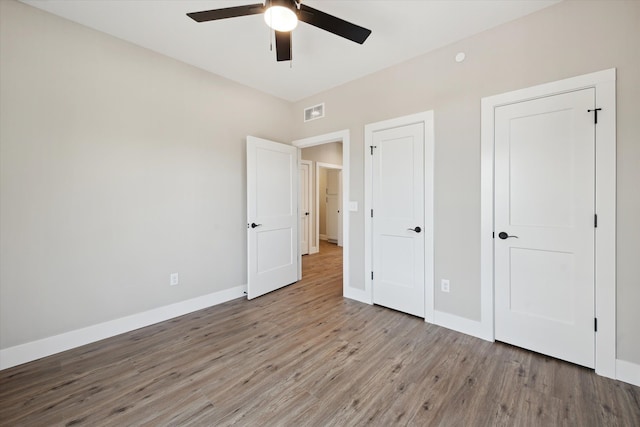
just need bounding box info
[298,142,344,255]
[293,130,350,295]
[301,144,342,278]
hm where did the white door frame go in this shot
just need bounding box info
[364,111,435,321]
[480,68,616,378]
[292,130,350,293]
[316,162,343,246]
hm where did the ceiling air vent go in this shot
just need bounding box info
[304,103,325,122]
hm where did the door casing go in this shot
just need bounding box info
[480,68,616,378]
[364,111,435,321]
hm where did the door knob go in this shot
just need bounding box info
[498,232,518,239]
[250,222,262,229]
[407,226,422,233]
[305,212,310,216]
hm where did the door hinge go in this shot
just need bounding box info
[594,214,598,228]
[594,318,598,332]
[371,271,374,280]
[371,209,373,218]
[588,108,602,124]
[492,232,495,239]
[370,145,377,155]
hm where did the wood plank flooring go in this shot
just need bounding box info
[1,240,639,426]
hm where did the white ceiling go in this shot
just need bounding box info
[21,0,561,101]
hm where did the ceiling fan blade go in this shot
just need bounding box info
[275,31,292,62]
[187,4,265,23]
[298,4,372,44]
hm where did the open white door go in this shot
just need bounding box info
[247,136,298,299]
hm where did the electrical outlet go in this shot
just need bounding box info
[170,273,179,286]
[441,279,450,293]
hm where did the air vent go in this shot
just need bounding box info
[304,103,325,122]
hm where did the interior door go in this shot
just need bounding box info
[299,161,311,255]
[494,89,595,368]
[326,194,338,242]
[247,136,298,299]
[372,123,425,317]
[325,169,340,243]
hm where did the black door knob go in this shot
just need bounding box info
[250,222,262,229]
[498,232,518,239]
[408,226,422,233]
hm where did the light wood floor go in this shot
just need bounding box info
[1,240,639,426]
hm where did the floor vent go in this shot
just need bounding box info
[304,103,325,122]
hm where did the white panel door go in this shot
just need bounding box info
[494,89,595,368]
[372,123,425,317]
[326,194,338,242]
[299,161,311,255]
[247,136,298,300]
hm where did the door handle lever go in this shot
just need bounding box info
[498,232,518,239]
[407,226,422,233]
[250,222,262,229]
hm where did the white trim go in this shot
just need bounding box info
[364,111,435,317]
[0,285,246,370]
[615,359,640,387]
[319,234,328,241]
[480,68,617,378]
[433,310,491,341]
[343,286,370,305]
[293,130,350,296]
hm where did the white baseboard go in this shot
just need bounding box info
[432,310,493,342]
[616,359,640,387]
[319,234,328,241]
[0,285,247,370]
[343,286,372,305]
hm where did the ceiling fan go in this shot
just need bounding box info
[187,0,372,62]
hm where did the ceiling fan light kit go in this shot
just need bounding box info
[187,0,372,62]
[264,2,299,32]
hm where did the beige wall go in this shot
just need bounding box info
[291,0,640,364]
[301,142,343,167]
[0,1,292,348]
